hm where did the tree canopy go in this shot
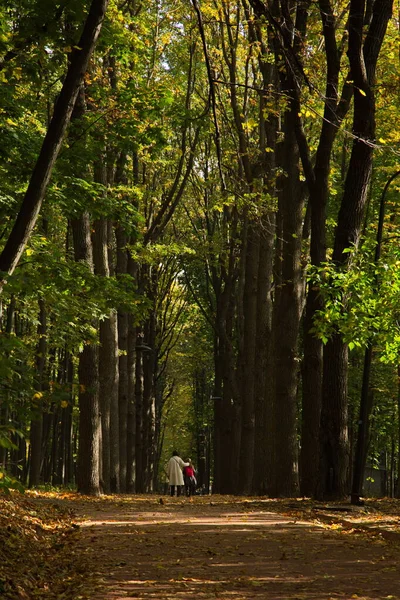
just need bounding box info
[0,0,399,502]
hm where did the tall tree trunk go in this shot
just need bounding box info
[254,218,274,495]
[319,334,349,498]
[116,224,129,491]
[135,327,144,492]
[93,214,110,492]
[50,406,60,485]
[93,213,119,493]
[301,295,324,496]
[142,314,156,492]
[71,213,100,496]
[300,5,344,491]
[212,333,223,494]
[126,242,138,493]
[253,34,277,495]
[0,298,15,468]
[193,368,211,492]
[126,311,137,493]
[118,271,129,492]
[237,221,260,494]
[29,298,47,487]
[126,158,139,493]
[114,150,129,492]
[65,354,74,485]
[319,0,393,500]
[59,351,74,486]
[272,113,304,497]
[248,0,306,497]
[213,275,239,494]
[108,307,120,492]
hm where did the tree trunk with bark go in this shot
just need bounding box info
[126,250,138,493]
[135,326,144,492]
[319,0,393,500]
[92,211,120,493]
[71,213,101,496]
[272,112,304,497]
[254,218,275,495]
[213,275,239,494]
[299,0,353,494]
[252,27,277,495]
[248,0,306,497]
[29,298,47,487]
[116,273,129,491]
[237,221,260,494]
[115,153,129,492]
[142,313,157,492]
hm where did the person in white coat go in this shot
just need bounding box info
[166,450,189,497]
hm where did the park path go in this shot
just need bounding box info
[69,495,400,600]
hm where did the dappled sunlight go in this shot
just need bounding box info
[5,492,398,599]
[23,493,400,599]
[104,567,393,600]
[62,495,400,599]
[79,510,315,529]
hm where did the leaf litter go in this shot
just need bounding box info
[2,493,400,599]
[0,491,97,599]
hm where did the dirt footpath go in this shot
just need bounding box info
[69,495,400,600]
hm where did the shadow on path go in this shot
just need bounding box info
[69,496,400,600]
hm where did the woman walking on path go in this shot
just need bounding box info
[166,451,188,497]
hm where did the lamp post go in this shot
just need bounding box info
[351,170,400,505]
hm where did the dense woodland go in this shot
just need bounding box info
[0,0,399,502]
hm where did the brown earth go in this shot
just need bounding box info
[66,495,400,600]
[2,493,400,599]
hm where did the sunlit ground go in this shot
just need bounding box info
[37,493,400,600]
